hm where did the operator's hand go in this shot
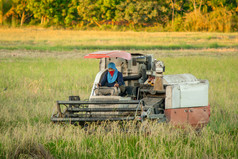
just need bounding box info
[97,83,101,87]
[114,83,119,87]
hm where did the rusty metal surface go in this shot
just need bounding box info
[188,106,210,127]
[164,108,188,125]
[165,106,210,127]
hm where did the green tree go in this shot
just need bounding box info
[169,0,183,28]
[65,0,80,27]
[77,0,125,27]
[28,0,54,25]
[12,0,32,26]
[3,0,18,26]
[51,0,68,26]
[99,0,122,23]
[77,0,102,27]
[0,0,236,31]
[115,0,162,28]
[0,0,3,25]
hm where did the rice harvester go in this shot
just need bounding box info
[51,51,210,128]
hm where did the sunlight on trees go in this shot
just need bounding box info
[0,0,237,32]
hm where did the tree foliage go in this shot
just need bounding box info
[0,0,237,31]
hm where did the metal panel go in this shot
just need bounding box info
[163,74,199,85]
[164,106,210,128]
[67,107,145,112]
[58,100,140,105]
[164,108,188,125]
[188,106,210,127]
[99,58,106,71]
[165,80,209,109]
[165,85,180,109]
[90,69,107,97]
[165,86,172,109]
[171,85,181,108]
[51,117,135,122]
[180,82,208,107]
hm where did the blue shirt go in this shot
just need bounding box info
[101,70,125,87]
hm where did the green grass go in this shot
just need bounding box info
[0,29,237,158]
[0,51,237,158]
[1,43,238,51]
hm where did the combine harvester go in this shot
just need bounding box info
[51,51,210,128]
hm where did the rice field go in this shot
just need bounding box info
[0,29,237,158]
[0,28,237,51]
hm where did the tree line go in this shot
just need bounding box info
[0,0,237,32]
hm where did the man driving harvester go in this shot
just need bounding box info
[97,62,126,96]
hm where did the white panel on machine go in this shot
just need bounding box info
[164,74,209,109]
[180,81,209,107]
[163,74,199,84]
[171,85,181,108]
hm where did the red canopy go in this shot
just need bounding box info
[84,50,132,60]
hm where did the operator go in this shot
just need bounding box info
[98,62,126,94]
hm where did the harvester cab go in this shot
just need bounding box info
[51,51,210,128]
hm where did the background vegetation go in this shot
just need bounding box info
[0,28,238,51]
[0,29,237,158]
[0,0,237,32]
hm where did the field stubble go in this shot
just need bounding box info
[0,28,237,51]
[0,29,238,158]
